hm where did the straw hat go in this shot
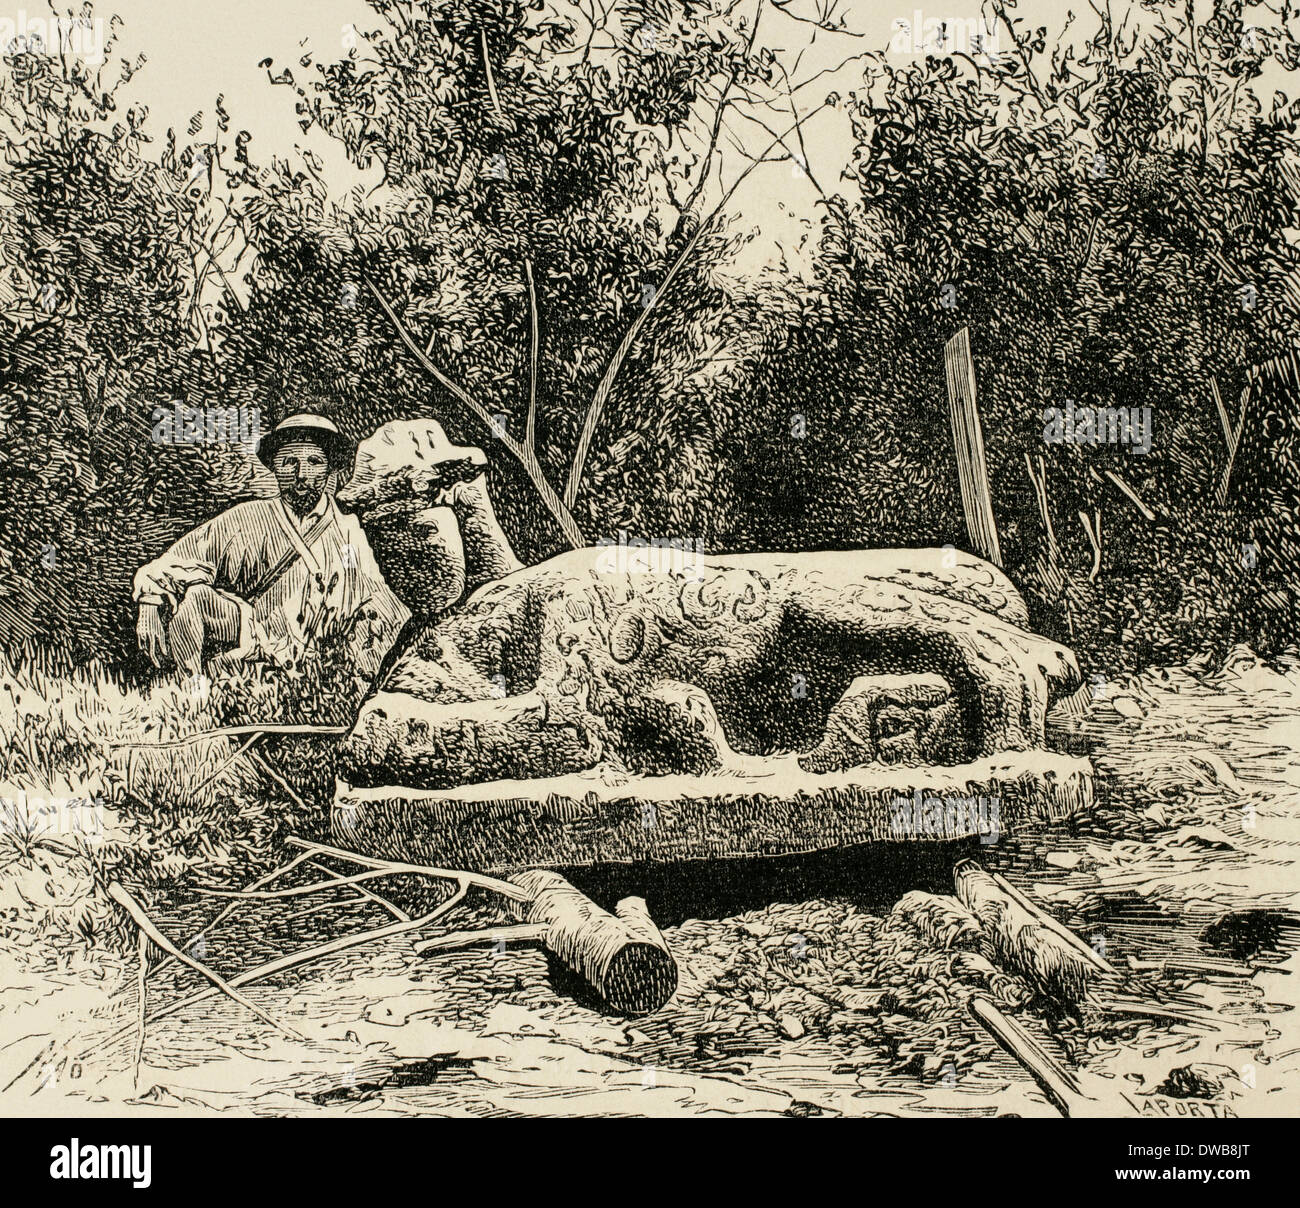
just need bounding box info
[257,413,353,471]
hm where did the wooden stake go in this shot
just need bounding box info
[133,929,148,1086]
[944,328,1002,566]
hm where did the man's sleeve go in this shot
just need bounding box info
[132,515,225,609]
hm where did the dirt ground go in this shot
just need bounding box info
[3,646,1298,1118]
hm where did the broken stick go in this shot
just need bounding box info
[969,995,1134,1117]
[955,860,1118,1001]
[107,882,306,1041]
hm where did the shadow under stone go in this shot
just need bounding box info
[555,838,986,928]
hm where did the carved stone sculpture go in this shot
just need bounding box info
[334,541,1093,873]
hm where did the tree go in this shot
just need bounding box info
[726,1,1300,669]
[0,13,247,662]
[218,0,824,558]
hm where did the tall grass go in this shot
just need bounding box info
[0,615,378,966]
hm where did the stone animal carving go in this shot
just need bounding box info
[334,543,1091,870]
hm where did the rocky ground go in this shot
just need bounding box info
[2,647,1297,1118]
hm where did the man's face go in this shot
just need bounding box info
[273,439,330,514]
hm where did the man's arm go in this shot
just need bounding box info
[133,515,226,665]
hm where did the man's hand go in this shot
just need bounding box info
[137,603,169,667]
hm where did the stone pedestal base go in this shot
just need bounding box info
[332,750,1093,875]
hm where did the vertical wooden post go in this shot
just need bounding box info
[944,327,1003,567]
[133,929,148,1086]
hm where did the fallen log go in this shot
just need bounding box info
[1091,994,1234,1031]
[955,860,1118,1001]
[950,951,1032,1009]
[508,871,677,1016]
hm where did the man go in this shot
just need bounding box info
[134,413,410,677]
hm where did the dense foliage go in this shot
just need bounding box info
[727,6,1300,669]
[0,27,253,662]
[3,0,1299,676]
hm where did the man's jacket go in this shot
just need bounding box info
[133,493,409,671]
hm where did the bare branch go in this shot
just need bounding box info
[728,107,827,197]
[673,0,766,234]
[524,258,540,451]
[770,0,865,37]
[564,104,829,510]
[108,882,306,1041]
[989,1,1051,111]
[480,26,504,118]
[364,277,585,548]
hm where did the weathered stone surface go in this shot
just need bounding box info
[337,418,487,520]
[334,750,1094,874]
[341,546,1077,785]
[334,544,1091,868]
[798,673,965,772]
[336,420,521,615]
